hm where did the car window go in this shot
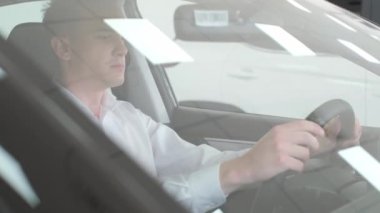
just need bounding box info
[0,1,46,39]
[0,66,6,80]
[0,145,40,208]
[137,0,380,128]
[1,1,380,213]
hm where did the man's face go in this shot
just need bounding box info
[51,0,129,90]
[65,20,128,89]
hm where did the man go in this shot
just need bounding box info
[43,0,361,212]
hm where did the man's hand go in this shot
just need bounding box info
[313,117,362,156]
[220,120,324,194]
[220,118,362,195]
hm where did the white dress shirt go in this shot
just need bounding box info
[63,89,244,213]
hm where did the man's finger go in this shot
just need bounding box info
[287,145,311,162]
[282,156,304,172]
[324,116,341,140]
[353,118,362,140]
[291,132,320,151]
[339,118,362,148]
[283,120,325,137]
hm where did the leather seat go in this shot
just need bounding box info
[7,22,60,79]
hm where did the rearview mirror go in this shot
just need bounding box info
[174,1,261,42]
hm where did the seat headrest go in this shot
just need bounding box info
[7,22,60,78]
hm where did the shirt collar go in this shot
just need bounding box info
[102,89,118,111]
[60,87,118,121]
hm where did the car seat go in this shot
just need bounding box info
[7,22,60,80]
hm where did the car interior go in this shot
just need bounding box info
[0,6,272,211]
[1,0,380,213]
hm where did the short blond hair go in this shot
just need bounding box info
[43,0,125,35]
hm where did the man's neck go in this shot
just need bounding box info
[65,82,107,119]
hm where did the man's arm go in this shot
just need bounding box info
[138,107,360,211]
[219,118,362,195]
[138,109,245,212]
[219,120,324,194]
[144,114,323,210]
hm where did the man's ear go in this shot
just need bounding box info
[50,37,71,61]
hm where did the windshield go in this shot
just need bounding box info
[138,0,380,127]
[135,0,380,212]
[1,0,380,213]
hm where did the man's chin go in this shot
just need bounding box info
[109,78,125,88]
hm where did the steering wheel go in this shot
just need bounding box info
[250,99,356,213]
[305,99,355,141]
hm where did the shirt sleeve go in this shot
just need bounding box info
[136,110,247,213]
[160,164,226,213]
